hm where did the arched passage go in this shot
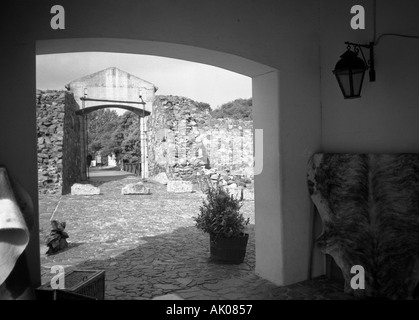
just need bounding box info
[37,38,284,285]
[77,104,150,180]
[75,104,151,117]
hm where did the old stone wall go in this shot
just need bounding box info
[147,95,254,184]
[37,91,253,194]
[36,90,65,194]
[36,90,82,194]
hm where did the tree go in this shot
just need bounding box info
[87,109,120,158]
[87,109,119,135]
[211,98,252,120]
[196,101,212,112]
[117,112,141,163]
[118,111,139,130]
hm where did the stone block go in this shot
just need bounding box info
[151,172,169,185]
[167,180,193,193]
[121,182,151,195]
[71,183,100,195]
[243,188,254,201]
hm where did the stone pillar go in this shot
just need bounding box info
[62,92,83,194]
[79,115,87,180]
[143,116,149,179]
[140,115,145,179]
[139,115,150,179]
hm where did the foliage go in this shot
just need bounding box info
[87,109,141,163]
[193,178,249,238]
[121,131,141,162]
[87,109,119,136]
[119,113,141,162]
[118,111,139,131]
[87,109,120,158]
[195,101,211,112]
[211,98,252,120]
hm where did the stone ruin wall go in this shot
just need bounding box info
[37,90,65,194]
[37,92,253,194]
[37,90,82,194]
[147,96,254,186]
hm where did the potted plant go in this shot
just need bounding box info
[194,177,250,264]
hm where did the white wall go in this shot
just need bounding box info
[253,71,284,283]
[321,0,419,153]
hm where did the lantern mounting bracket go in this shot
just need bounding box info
[344,41,376,82]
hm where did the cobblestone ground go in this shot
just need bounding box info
[39,173,355,300]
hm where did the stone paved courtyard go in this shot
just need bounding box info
[38,170,355,300]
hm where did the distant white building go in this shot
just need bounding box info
[95,151,102,166]
[108,152,117,167]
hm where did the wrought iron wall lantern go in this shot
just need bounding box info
[333,41,376,99]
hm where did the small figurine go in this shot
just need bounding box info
[45,220,69,254]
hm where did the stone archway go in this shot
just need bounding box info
[75,103,150,181]
[75,104,151,117]
[66,66,158,181]
[37,38,283,286]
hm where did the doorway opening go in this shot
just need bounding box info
[36,45,270,298]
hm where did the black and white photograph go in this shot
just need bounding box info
[1,0,419,312]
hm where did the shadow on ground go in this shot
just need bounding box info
[44,242,85,256]
[70,224,255,300]
[56,224,352,300]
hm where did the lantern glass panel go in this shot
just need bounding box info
[334,68,366,99]
[335,70,351,97]
[351,69,365,97]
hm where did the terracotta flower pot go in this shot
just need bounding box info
[209,233,249,264]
